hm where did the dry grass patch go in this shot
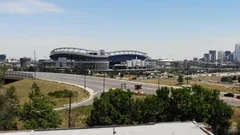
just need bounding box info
[231,106,240,129]
[59,105,93,128]
[139,78,179,86]
[137,77,240,93]
[3,79,90,108]
[192,76,222,82]
[132,93,147,101]
[189,82,240,93]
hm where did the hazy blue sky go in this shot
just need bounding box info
[0,0,240,60]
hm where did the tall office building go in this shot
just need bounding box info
[0,54,6,61]
[209,50,216,63]
[233,51,237,61]
[218,51,224,64]
[235,44,240,61]
[225,51,231,57]
[203,53,210,62]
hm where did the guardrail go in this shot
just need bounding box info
[4,71,34,79]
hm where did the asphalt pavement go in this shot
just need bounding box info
[35,72,240,107]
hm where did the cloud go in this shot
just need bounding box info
[0,0,63,14]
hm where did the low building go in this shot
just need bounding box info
[0,121,213,135]
[20,57,31,70]
[157,59,181,68]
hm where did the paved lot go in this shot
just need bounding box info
[35,72,240,106]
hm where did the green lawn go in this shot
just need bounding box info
[3,79,90,108]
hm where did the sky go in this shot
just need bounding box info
[0,0,240,60]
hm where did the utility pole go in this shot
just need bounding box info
[68,90,72,128]
[158,70,160,89]
[113,126,116,135]
[186,63,189,85]
[34,50,36,79]
[84,72,87,89]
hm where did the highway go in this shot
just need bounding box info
[35,72,240,107]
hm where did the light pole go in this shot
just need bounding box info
[186,63,189,85]
[103,71,106,92]
[68,89,72,128]
[34,50,36,79]
[84,74,86,89]
[158,71,160,89]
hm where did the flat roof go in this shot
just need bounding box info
[0,122,213,135]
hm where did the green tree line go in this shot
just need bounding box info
[87,86,233,135]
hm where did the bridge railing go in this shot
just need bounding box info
[4,71,34,79]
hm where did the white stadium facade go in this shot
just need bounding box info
[38,47,155,71]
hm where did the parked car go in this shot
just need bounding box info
[224,93,234,97]
[236,95,240,99]
[131,77,137,80]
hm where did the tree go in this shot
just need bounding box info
[87,85,233,134]
[167,87,192,121]
[221,76,233,83]
[120,72,124,78]
[87,89,134,126]
[177,75,184,84]
[191,85,233,135]
[185,77,192,81]
[0,65,8,88]
[236,120,240,135]
[20,82,61,129]
[206,99,233,135]
[138,95,164,123]
[0,86,19,130]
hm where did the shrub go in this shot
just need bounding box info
[185,77,192,80]
[48,89,78,98]
[221,76,233,83]
[177,75,184,84]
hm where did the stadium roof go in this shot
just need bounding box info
[0,122,213,135]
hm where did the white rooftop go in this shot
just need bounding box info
[0,122,213,135]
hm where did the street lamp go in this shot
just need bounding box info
[103,71,106,92]
[34,50,36,79]
[84,74,86,89]
[158,72,160,89]
[186,63,189,85]
[84,69,89,89]
[68,89,73,128]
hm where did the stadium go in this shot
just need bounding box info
[108,50,149,69]
[39,47,150,71]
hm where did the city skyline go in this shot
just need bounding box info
[1,0,240,60]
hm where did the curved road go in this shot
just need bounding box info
[35,72,240,107]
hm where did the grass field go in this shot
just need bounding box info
[132,93,147,100]
[3,79,90,108]
[138,76,240,93]
[231,106,240,129]
[59,105,93,128]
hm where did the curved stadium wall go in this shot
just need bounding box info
[48,47,109,71]
[40,48,149,71]
[107,50,149,69]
